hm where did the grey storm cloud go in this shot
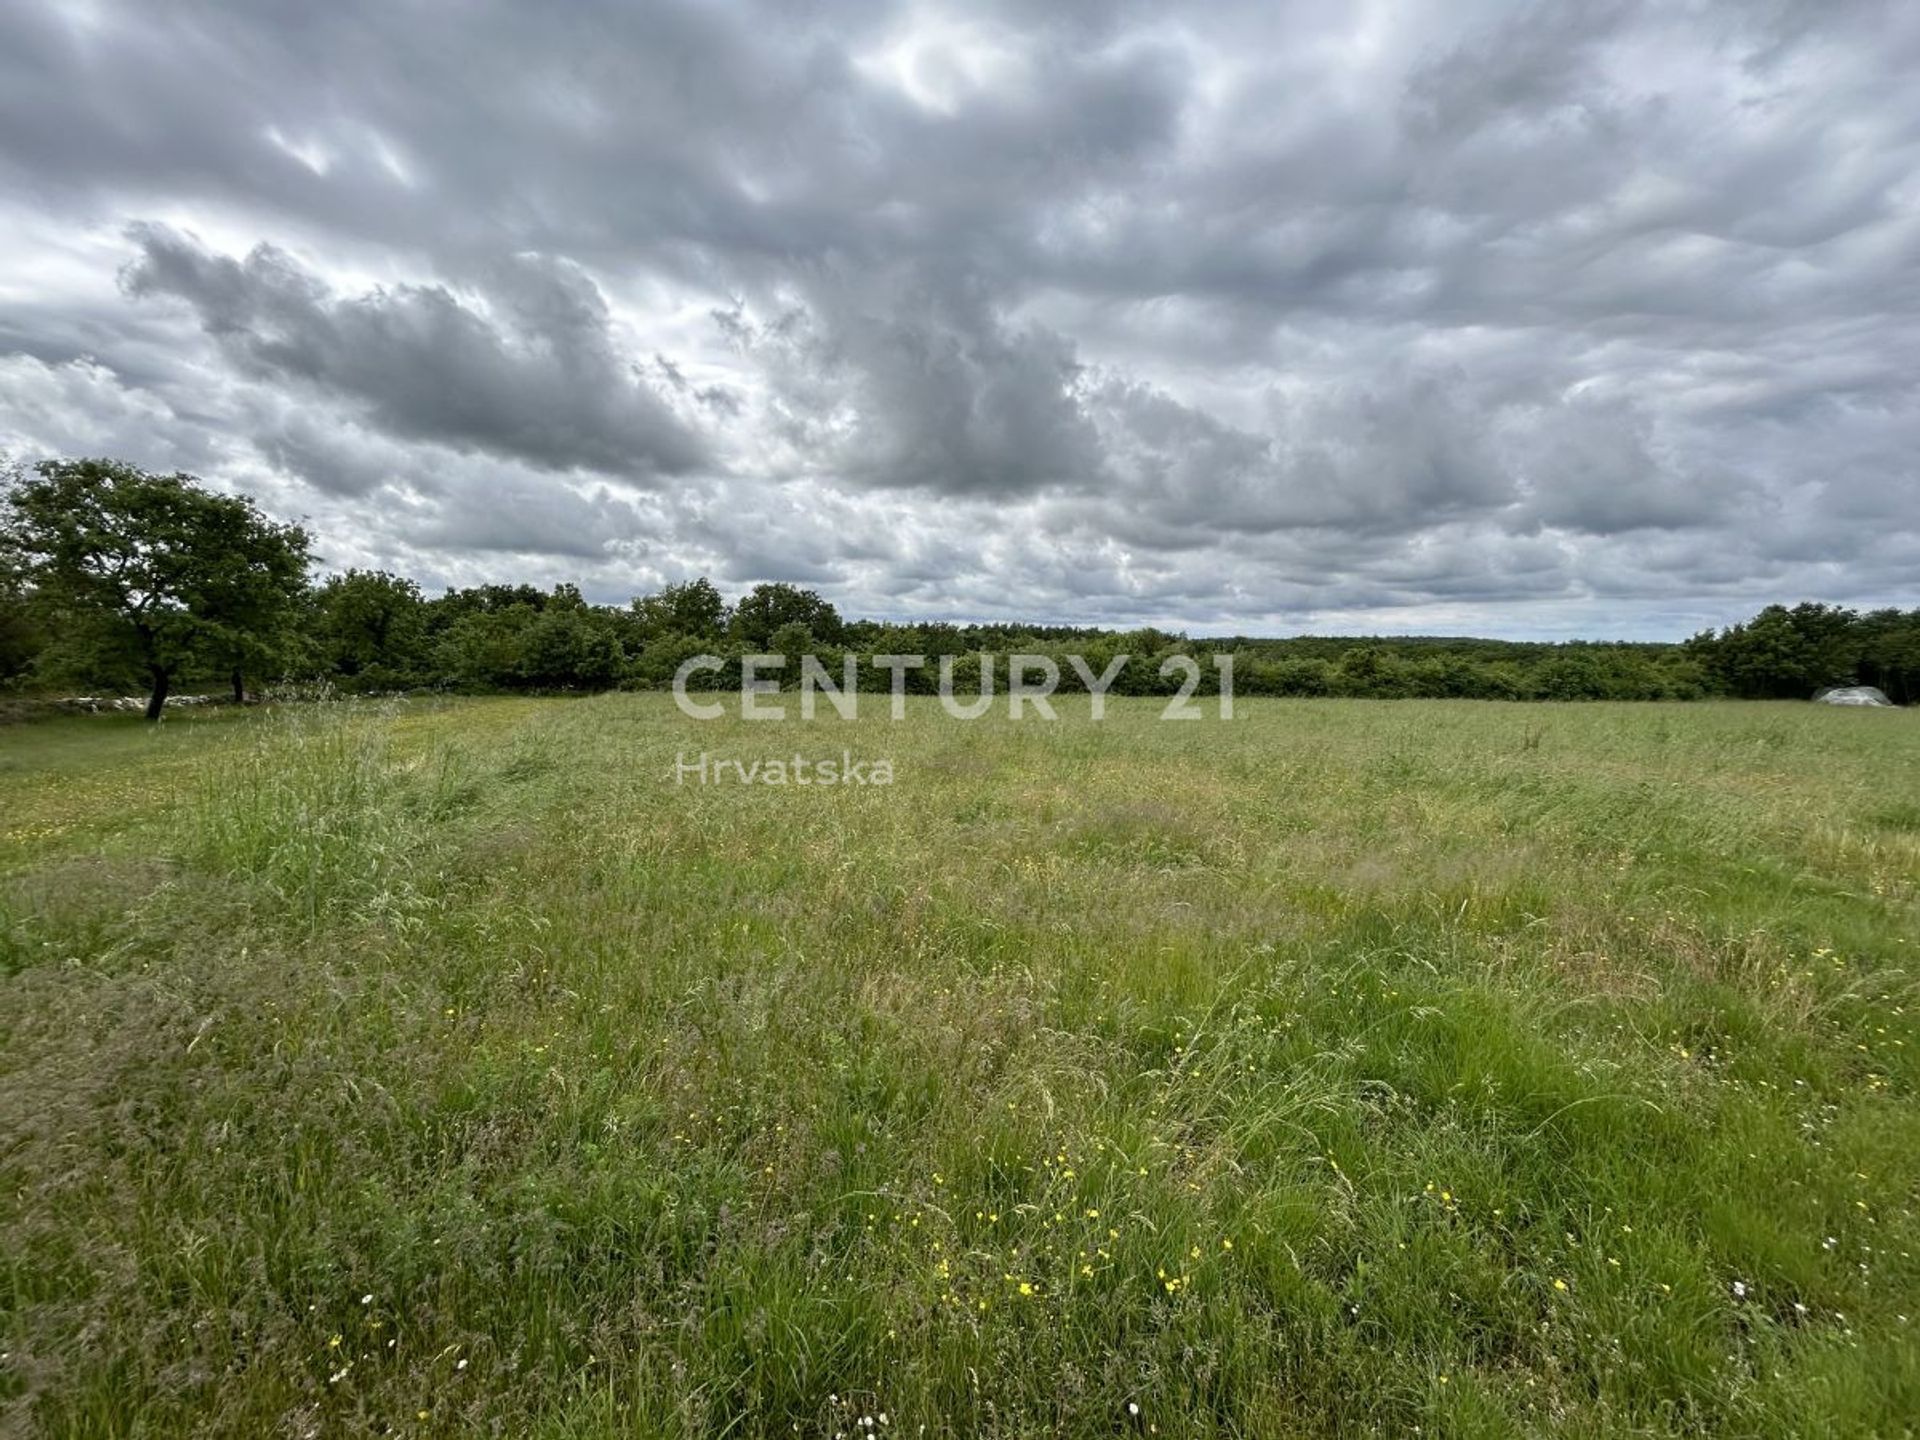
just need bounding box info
[119,225,707,480]
[1,0,1916,636]
[722,264,1107,497]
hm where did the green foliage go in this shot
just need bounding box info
[0,458,310,716]
[730,581,844,648]
[631,577,728,639]
[767,621,814,660]
[311,570,430,689]
[1689,603,1920,703]
[519,604,625,689]
[0,536,48,690]
[187,479,314,700]
[425,588,628,692]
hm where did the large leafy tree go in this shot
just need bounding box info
[1693,603,1863,699]
[729,582,843,648]
[0,523,47,689]
[1,458,311,719]
[631,577,728,639]
[312,569,429,688]
[1857,607,1920,705]
[190,488,316,703]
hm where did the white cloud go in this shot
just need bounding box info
[1,0,1916,637]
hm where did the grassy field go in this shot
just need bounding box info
[1,695,1917,1437]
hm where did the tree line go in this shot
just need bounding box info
[3,459,1915,716]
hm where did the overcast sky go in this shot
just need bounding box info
[2,0,1916,638]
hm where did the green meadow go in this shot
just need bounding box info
[1,695,1916,1437]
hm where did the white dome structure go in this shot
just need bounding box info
[1813,686,1895,707]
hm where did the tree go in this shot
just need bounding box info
[1334,645,1412,698]
[0,514,47,689]
[0,459,310,719]
[729,582,843,648]
[312,570,429,688]
[191,491,315,702]
[1697,603,1862,699]
[768,621,814,660]
[521,606,625,688]
[632,577,728,639]
[435,605,535,690]
[1856,607,1920,705]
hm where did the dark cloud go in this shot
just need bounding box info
[120,225,707,479]
[727,264,1105,497]
[1,0,1916,635]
